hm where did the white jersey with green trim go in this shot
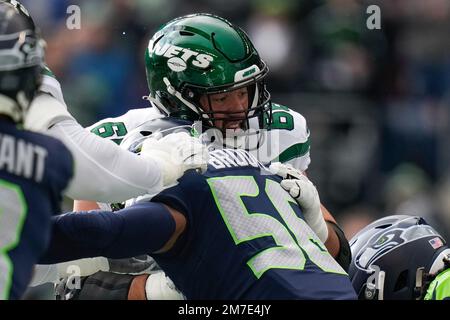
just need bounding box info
[257,102,310,172]
[87,103,311,172]
[87,107,165,145]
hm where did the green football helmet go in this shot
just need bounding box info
[144,13,272,132]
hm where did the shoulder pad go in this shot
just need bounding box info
[87,108,164,144]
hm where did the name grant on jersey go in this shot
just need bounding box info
[0,133,47,182]
[209,149,262,170]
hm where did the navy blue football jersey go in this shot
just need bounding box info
[0,120,73,300]
[152,148,357,299]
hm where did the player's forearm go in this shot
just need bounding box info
[324,221,340,257]
[40,203,176,264]
[48,119,164,202]
[321,204,339,256]
[321,204,351,270]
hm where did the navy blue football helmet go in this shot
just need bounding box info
[348,215,450,300]
[0,0,45,122]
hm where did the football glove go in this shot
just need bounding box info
[145,271,186,300]
[141,132,209,188]
[269,162,328,243]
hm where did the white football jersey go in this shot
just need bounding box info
[87,103,311,172]
[87,107,165,145]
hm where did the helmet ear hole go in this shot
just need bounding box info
[394,270,408,292]
[375,224,392,229]
[179,30,194,36]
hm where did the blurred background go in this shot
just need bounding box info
[22,0,450,240]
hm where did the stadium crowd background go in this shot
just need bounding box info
[21,0,450,240]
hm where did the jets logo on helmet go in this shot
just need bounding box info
[144,13,272,134]
[149,41,214,72]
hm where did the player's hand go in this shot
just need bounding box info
[145,271,186,300]
[141,132,209,187]
[269,162,328,242]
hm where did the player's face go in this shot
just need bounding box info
[199,87,249,131]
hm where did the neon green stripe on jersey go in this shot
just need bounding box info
[0,180,28,300]
[425,268,450,300]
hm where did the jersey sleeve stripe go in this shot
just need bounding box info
[276,140,310,163]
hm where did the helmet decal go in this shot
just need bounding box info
[149,41,214,72]
[429,237,444,250]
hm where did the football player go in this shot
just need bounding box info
[0,1,73,299]
[39,119,357,300]
[2,1,210,203]
[75,13,350,266]
[1,0,208,298]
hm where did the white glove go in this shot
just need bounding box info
[269,162,328,243]
[141,132,209,187]
[145,271,185,300]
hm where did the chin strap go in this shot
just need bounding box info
[143,95,170,117]
[163,77,200,115]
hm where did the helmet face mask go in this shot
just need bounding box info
[349,215,450,300]
[145,13,272,138]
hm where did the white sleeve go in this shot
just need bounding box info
[29,258,110,287]
[48,119,163,202]
[286,152,311,173]
[24,93,164,202]
[29,265,58,287]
